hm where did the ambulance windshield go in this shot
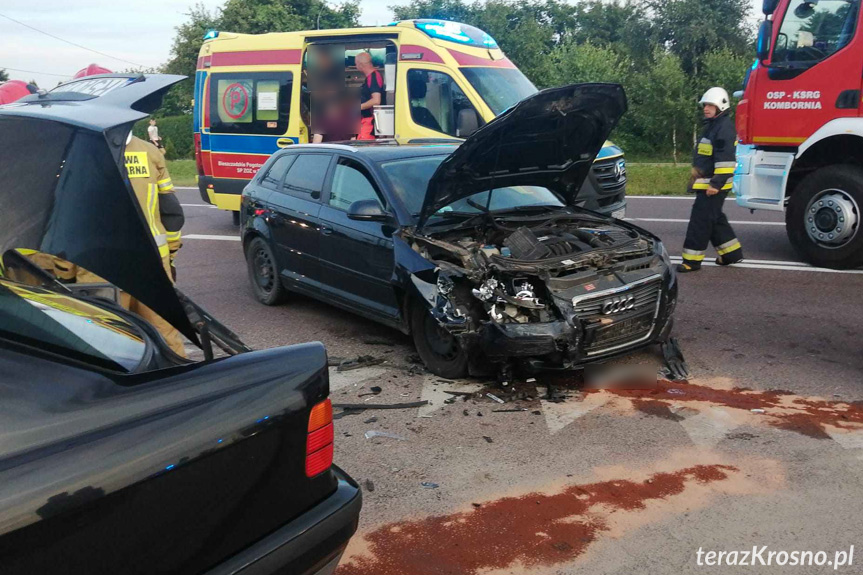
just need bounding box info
[460,67,537,116]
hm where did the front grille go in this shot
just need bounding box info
[571,276,662,355]
[592,157,626,194]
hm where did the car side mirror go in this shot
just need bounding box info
[347,199,388,221]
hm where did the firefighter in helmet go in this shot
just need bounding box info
[678,87,744,273]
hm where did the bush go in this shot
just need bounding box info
[132,115,194,159]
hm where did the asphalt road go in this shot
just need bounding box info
[175,188,863,575]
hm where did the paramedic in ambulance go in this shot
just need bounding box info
[356,52,383,140]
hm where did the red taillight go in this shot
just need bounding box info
[194,133,205,176]
[306,399,333,477]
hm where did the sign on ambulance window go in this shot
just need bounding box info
[210,72,292,135]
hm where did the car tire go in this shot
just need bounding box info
[245,236,286,305]
[786,164,863,269]
[409,303,468,379]
[232,211,241,226]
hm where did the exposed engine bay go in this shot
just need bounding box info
[403,211,675,374]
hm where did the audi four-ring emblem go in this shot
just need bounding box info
[601,295,636,315]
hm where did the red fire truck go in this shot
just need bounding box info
[734,0,862,268]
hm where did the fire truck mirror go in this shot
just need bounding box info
[757,20,773,61]
[762,0,780,15]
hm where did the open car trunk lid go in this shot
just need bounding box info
[418,83,627,231]
[0,74,196,342]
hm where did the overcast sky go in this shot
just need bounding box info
[1,0,760,88]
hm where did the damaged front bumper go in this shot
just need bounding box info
[439,264,677,374]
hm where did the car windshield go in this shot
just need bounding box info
[460,67,538,116]
[0,278,147,372]
[379,155,564,219]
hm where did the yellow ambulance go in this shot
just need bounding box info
[192,19,627,222]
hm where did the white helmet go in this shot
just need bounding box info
[700,87,730,112]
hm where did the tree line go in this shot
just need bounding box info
[159,0,755,160]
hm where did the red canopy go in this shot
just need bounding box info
[73,64,113,79]
[0,81,34,105]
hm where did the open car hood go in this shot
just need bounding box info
[418,83,627,230]
[0,74,198,343]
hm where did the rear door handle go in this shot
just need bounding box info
[321,224,334,236]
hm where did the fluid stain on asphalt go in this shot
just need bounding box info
[336,464,737,575]
[593,380,863,439]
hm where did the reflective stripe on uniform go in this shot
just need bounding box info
[697,138,713,156]
[144,183,170,257]
[157,177,174,192]
[716,239,742,255]
[692,178,711,190]
[166,231,182,242]
[682,249,706,261]
[721,181,733,190]
[713,161,736,175]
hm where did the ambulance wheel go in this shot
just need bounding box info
[246,237,286,305]
[787,164,863,269]
[232,211,240,226]
[409,303,468,379]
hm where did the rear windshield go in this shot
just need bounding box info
[379,155,563,218]
[0,279,146,372]
[460,67,537,116]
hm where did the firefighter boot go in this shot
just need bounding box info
[676,262,701,273]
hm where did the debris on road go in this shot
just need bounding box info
[660,338,690,381]
[334,400,429,411]
[364,430,408,441]
[338,355,385,372]
[420,481,439,489]
[362,338,396,346]
[363,479,375,492]
[363,416,378,424]
[482,436,494,443]
[493,408,528,413]
[358,386,383,397]
[750,408,766,414]
[486,393,505,404]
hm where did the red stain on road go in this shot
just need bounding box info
[337,464,736,575]
[592,380,863,439]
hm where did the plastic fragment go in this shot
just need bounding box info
[421,482,439,489]
[486,393,505,404]
[365,430,409,441]
[750,408,766,414]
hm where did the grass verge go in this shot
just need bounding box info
[166,160,197,187]
[625,164,692,196]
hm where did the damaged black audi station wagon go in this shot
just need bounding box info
[241,83,677,379]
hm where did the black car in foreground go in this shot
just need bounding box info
[0,74,360,574]
[242,83,677,379]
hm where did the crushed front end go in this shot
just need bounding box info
[404,211,676,376]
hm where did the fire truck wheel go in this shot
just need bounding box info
[787,164,863,269]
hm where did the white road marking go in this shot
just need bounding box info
[183,234,241,242]
[677,406,741,447]
[668,256,863,275]
[176,187,198,191]
[627,217,784,226]
[329,367,389,393]
[538,387,612,434]
[418,377,483,417]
